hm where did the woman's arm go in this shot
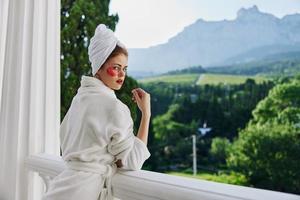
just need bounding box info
[115,88,151,168]
[136,113,150,145]
[132,88,151,145]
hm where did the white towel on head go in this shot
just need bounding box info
[88,24,126,75]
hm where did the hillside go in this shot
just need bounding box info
[207,58,300,76]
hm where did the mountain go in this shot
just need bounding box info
[127,5,300,74]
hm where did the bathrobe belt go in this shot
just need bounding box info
[66,160,117,200]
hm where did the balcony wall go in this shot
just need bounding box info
[25,154,300,200]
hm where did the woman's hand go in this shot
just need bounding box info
[131,88,151,117]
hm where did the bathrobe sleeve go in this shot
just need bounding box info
[107,100,151,170]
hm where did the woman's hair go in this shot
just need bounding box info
[94,45,128,75]
[107,45,128,61]
[98,45,128,71]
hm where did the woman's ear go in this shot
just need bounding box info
[94,74,98,79]
[95,71,101,79]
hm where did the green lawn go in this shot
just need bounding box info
[196,74,268,85]
[137,73,269,86]
[138,73,199,85]
[167,171,249,186]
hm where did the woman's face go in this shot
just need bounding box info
[96,53,128,90]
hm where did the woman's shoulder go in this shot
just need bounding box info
[109,98,132,120]
[73,92,117,114]
[109,100,133,129]
[85,94,131,117]
[74,91,131,119]
[113,99,131,114]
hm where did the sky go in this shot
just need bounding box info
[109,0,300,48]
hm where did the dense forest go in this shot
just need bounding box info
[138,79,274,170]
[136,75,300,194]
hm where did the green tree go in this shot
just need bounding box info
[151,104,197,171]
[209,137,231,164]
[227,77,300,194]
[61,0,118,120]
[61,0,137,122]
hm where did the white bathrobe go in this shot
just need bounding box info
[42,76,151,200]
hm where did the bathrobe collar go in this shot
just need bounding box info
[78,75,117,98]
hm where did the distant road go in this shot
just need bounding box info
[196,74,204,85]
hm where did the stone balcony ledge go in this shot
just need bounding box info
[25,153,300,200]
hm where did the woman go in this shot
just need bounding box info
[42,24,151,200]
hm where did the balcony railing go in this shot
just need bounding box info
[25,154,300,200]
